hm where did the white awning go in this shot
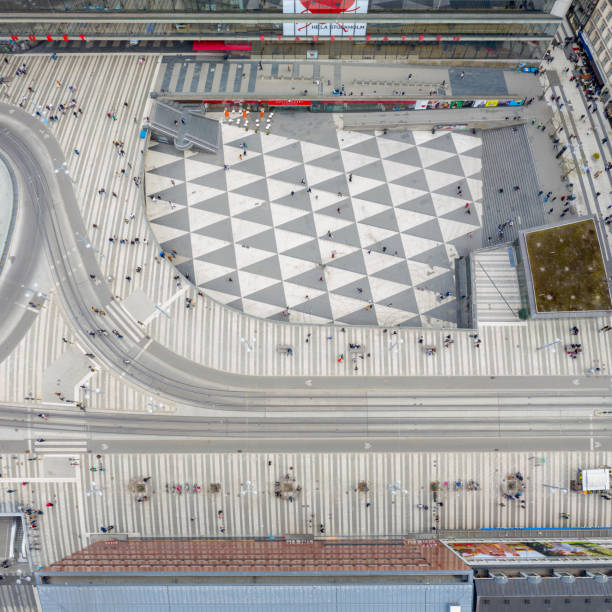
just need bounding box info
[583,468,610,491]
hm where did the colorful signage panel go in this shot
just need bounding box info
[282,0,369,37]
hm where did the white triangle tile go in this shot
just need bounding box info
[413,287,445,317]
[423,169,461,192]
[283,282,324,307]
[231,218,270,242]
[444,242,459,261]
[329,293,370,320]
[460,155,482,178]
[310,190,342,212]
[270,203,310,227]
[382,159,418,183]
[286,311,331,325]
[192,260,234,285]
[225,169,262,191]
[430,193,469,217]
[325,268,366,292]
[363,250,401,276]
[222,145,249,167]
[260,133,298,154]
[184,160,222,182]
[451,132,481,154]
[187,184,225,207]
[407,260,450,285]
[235,245,275,269]
[438,217,479,242]
[417,147,456,168]
[264,155,302,177]
[241,298,285,319]
[377,138,415,159]
[145,150,183,172]
[400,234,441,259]
[341,150,379,173]
[188,208,228,233]
[375,304,416,326]
[394,208,435,233]
[467,178,483,203]
[347,176,385,198]
[147,200,185,222]
[337,130,375,149]
[149,225,187,245]
[201,288,236,305]
[275,228,314,253]
[357,223,397,248]
[278,254,319,280]
[221,123,250,142]
[312,213,353,237]
[320,241,358,264]
[300,141,340,163]
[228,194,264,218]
[239,270,279,297]
[146,174,182,197]
[304,164,342,187]
[267,178,302,201]
[191,235,231,259]
[388,184,429,207]
[368,276,410,303]
[352,198,390,223]
[412,131,438,146]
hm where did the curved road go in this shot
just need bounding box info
[0,105,609,443]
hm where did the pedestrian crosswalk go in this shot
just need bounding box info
[34,439,88,455]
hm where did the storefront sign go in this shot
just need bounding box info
[282,0,369,37]
[7,34,85,41]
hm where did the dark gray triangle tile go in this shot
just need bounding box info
[226,133,262,153]
[269,165,306,185]
[328,249,367,275]
[153,208,191,232]
[154,183,189,206]
[242,229,278,253]
[352,160,386,182]
[193,217,234,242]
[360,208,399,233]
[226,297,244,311]
[382,132,415,145]
[291,293,333,320]
[391,169,429,192]
[242,255,283,281]
[197,244,237,269]
[398,314,422,327]
[365,233,405,259]
[382,288,419,313]
[408,219,444,244]
[344,137,379,158]
[175,259,195,283]
[308,152,345,173]
[231,154,266,177]
[311,174,349,195]
[423,299,457,324]
[278,214,317,238]
[273,191,312,212]
[339,305,378,325]
[286,267,328,290]
[298,117,338,148]
[355,184,393,207]
[372,260,412,284]
[245,281,287,307]
[333,278,372,302]
[189,150,225,165]
[321,223,361,248]
[192,193,231,217]
[316,200,355,222]
[414,270,454,293]
[463,144,482,159]
[268,142,303,164]
[282,240,321,263]
[191,169,228,192]
[386,147,422,167]
[231,179,270,202]
[148,159,186,182]
[201,272,241,297]
[427,155,465,177]
[160,233,193,260]
[421,133,456,154]
[398,194,437,217]
[410,244,451,269]
[236,202,274,227]
[149,142,184,157]
[441,206,480,226]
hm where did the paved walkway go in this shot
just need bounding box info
[2,450,612,568]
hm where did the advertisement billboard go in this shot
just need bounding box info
[282,0,369,38]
